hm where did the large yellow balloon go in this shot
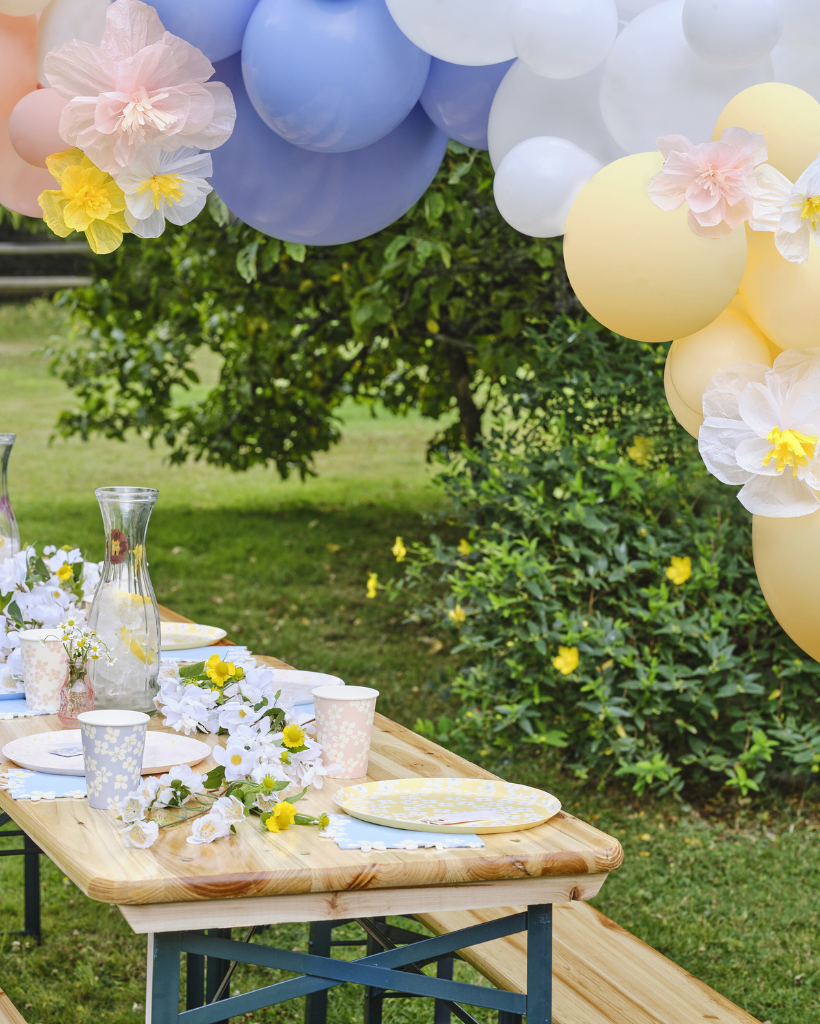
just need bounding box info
[753,510,820,663]
[727,291,782,361]
[564,153,748,344]
[740,225,820,350]
[713,83,820,184]
[669,309,772,414]
[663,355,702,440]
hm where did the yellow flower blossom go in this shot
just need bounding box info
[38,148,130,255]
[457,539,472,556]
[448,604,466,625]
[392,536,407,562]
[265,800,297,833]
[282,723,305,749]
[56,564,74,582]
[553,646,579,675]
[628,436,654,466]
[366,572,378,599]
[666,556,692,586]
[205,654,237,687]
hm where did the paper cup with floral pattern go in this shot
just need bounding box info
[19,628,69,713]
[312,685,379,779]
[78,710,149,809]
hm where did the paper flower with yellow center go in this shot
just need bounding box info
[665,556,692,586]
[265,800,297,833]
[699,349,820,517]
[282,724,306,749]
[750,155,820,263]
[115,144,213,238]
[552,646,579,675]
[38,149,129,255]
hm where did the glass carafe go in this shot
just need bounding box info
[0,434,20,564]
[88,487,161,714]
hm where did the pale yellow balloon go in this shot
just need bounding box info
[727,291,783,362]
[753,510,820,663]
[0,0,49,12]
[663,355,702,440]
[564,153,748,344]
[669,309,772,415]
[713,83,820,184]
[740,225,820,350]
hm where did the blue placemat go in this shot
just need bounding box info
[0,690,24,701]
[160,645,248,663]
[1,769,87,800]
[0,698,51,719]
[320,814,484,851]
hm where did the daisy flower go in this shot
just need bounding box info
[115,145,212,238]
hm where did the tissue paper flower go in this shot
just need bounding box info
[120,818,159,849]
[750,155,820,263]
[186,812,232,845]
[699,349,820,517]
[44,0,235,175]
[38,149,129,255]
[115,145,212,238]
[647,127,767,238]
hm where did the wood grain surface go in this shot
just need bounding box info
[0,988,27,1024]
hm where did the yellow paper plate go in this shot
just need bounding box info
[160,622,227,651]
[333,777,561,834]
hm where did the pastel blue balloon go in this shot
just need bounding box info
[242,0,431,153]
[145,0,260,63]
[210,56,448,246]
[420,58,514,151]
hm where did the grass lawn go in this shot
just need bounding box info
[1,302,820,1024]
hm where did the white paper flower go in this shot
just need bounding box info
[117,793,148,822]
[212,739,255,781]
[115,145,212,238]
[699,349,820,517]
[121,818,159,849]
[218,701,263,731]
[750,155,820,263]
[186,812,232,845]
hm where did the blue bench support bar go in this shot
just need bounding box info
[0,811,41,943]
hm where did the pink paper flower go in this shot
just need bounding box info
[647,127,767,238]
[44,0,235,175]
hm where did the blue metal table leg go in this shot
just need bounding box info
[363,920,385,1024]
[205,928,232,1024]
[526,905,553,1024]
[434,956,453,1024]
[152,932,182,1024]
[0,812,42,942]
[186,931,206,1010]
[305,921,333,1024]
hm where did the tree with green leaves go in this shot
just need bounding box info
[51,144,576,476]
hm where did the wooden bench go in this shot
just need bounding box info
[417,902,761,1024]
[0,988,26,1024]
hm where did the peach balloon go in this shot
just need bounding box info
[0,0,49,13]
[0,116,53,217]
[663,354,702,440]
[0,13,37,119]
[9,88,67,168]
[668,309,772,415]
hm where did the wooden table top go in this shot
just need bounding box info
[0,612,622,908]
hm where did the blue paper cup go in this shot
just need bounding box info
[78,710,149,809]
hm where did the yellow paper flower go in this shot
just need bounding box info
[666,556,692,585]
[628,436,654,466]
[392,536,407,562]
[457,539,472,556]
[366,572,378,599]
[265,800,297,833]
[38,148,130,255]
[205,654,237,687]
[282,724,305,749]
[56,564,74,582]
[448,604,466,624]
[553,646,579,675]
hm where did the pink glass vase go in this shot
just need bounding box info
[58,665,95,729]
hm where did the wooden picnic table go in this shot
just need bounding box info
[0,607,623,1024]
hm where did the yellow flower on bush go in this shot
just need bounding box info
[56,564,74,582]
[666,556,692,586]
[448,604,466,625]
[628,436,654,466]
[282,723,305,749]
[457,539,472,556]
[205,654,237,687]
[553,646,579,675]
[366,572,378,599]
[265,800,296,833]
[392,536,407,562]
[38,148,129,255]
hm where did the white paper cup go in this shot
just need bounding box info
[19,628,69,713]
[78,710,149,809]
[312,685,379,779]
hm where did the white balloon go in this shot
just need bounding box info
[37,0,110,85]
[682,0,784,68]
[511,0,618,79]
[384,0,516,66]
[779,0,820,51]
[494,136,602,237]
[771,43,820,101]
[488,59,623,169]
[0,0,49,13]
[617,0,663,15]
[600,0,774,154]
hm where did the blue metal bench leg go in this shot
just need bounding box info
[0,812,42,943]
[306,921,334,1024]
[526,904,553,1024]
[185,931,206,1010]
[205,928,232,1024]
[434,956,454,1024]
[152,932,182,1023]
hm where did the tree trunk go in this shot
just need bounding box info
[446,345,482,448]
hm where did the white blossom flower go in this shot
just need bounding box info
[218,701,263,731]
[699,348,820,517]
[135,777,161,806]
[158,763,206,804]
[186,812,232,845]
[750,154,820,263]
[115,145,213,238]
[118,793,148,822]
[121,818,159,849]
[212,739,255,781]
[212,795,246,825]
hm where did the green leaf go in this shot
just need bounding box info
[6,600,23,628]
[203,765,225,790]
[180,661,206,679]
[283,241,307,263]
[236,240,259,283]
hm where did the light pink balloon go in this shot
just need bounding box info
[0,13,38,118]
[9,88,68,167]
[0,116,54,218]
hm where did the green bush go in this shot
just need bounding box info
[391,318,820,796]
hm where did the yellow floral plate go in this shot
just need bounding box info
[333,777,562,834]
[160,622,227,651]
[2,730,211,777]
